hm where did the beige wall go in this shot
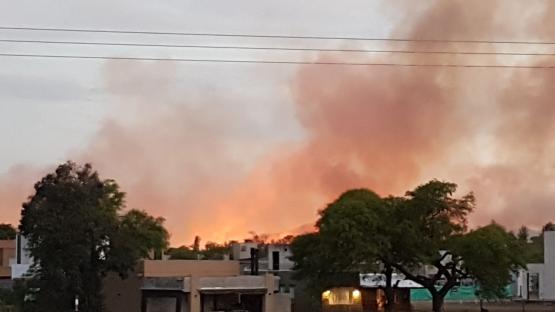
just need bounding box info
[107,261,290,312]
[103,272,142,312]
[0,240,15,278]
[272,293,292,312]
[143,260,240,277]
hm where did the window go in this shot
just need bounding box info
[322,287,361,305]
[272,251,280,270]
[528,273,540,300]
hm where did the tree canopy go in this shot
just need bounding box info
[291,180,525,312]
[167,240,230,260]
[451,223,524,299]
[0,223,16,240]
[291,189,398,310]
[19,162,169,312]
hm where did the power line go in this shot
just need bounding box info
[1,52,554,69]
[1,26,555,45]
[2,38,555,57]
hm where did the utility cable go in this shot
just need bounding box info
[1,52,554,69]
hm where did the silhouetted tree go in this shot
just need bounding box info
[292,180,524,312]
[19,162,168,312]
[192,235,201,252]
[0,223,16,240]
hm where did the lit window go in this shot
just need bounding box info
[352,289,361,300]
[322,287,362,305]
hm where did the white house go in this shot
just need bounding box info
[517,230,555,300]
[9,234,33,279]
[267,244,294,272]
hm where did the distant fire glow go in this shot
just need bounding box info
[1,1,555,245]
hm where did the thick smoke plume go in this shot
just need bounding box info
[1,0,554,244]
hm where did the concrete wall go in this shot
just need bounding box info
[518,231,555,301]
[543,231,555,299]
[10,235,33,279]
[0,240,15,278]
[102,272,142,312]
[142,292,188,312]
[267,245,294,271]
[232,242,259,260]
[273,293,292,312]
[199,275,267,289]
[147,297,178,312]
[143,260,240,277]
[116,261,288,312]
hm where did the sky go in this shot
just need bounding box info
[0,0,554,245]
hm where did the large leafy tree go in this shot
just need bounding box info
[385,181,475,312]
[0,223,16,240]
[290,232,334,311]
[107,209,169,275]
[19,162,169,312]
[292,180,524,312]
[382,181,523,312]
[316,189,384,273]
[291,189,399,311]
[451,223,524,304]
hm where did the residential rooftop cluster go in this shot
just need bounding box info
[1,231,554,312]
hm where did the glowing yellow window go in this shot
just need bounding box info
[322,287,362,305]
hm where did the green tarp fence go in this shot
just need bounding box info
[411,286,512,302]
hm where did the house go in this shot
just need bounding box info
[317,273,420,312]
[9,235,291,311]
[231,242,296,298]
[9,234,32,279]
[516,230,555,301]
[0,239,15,282]
[104,259,291,312]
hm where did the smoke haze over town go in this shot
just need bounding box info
[1,0,555,245]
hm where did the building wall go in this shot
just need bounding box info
[147,297,179,312]
[232,242,259,260]
[517,231,555,301]
[0,240,15,278]
[273,293,292,312]
[267,245,294,271]
[143,260,240,277]
[10,234,33,279]
[102,272,142,312]
[138,261,287,312]
[543,231,555,300]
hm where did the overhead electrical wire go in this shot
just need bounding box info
[1,25,554,68]
[1,26,555,45]
[1,53,555,69]
[1,38,555,57]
